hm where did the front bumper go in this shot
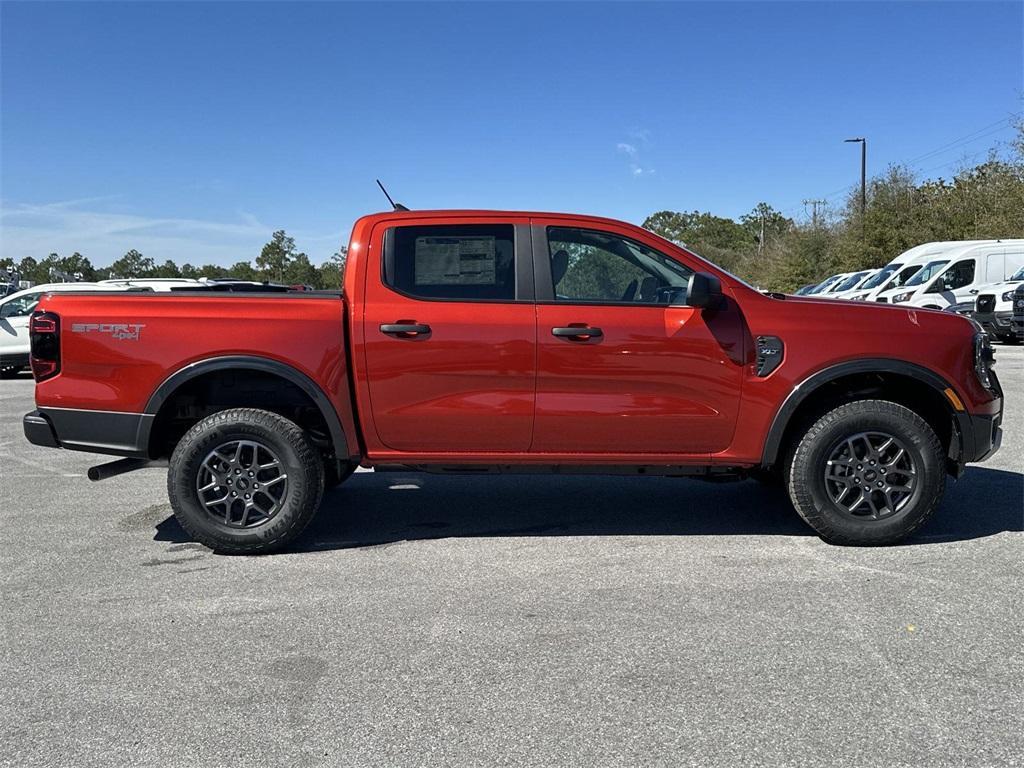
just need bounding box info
[973,310,1017,338]
[23,408,153,457]
[959,370,1003,465]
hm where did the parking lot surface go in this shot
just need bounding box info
[2,347,1022,768]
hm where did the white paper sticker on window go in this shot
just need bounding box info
[414,236,497,285]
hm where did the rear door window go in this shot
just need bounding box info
[384,224,517,301]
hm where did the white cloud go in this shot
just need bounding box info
[618,129,654,178]
[0,199,346,266]
[627,127,651,143]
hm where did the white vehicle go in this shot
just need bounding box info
[826,268,880,299]
[846,240,1004,302]
[1,283,130,378]
[806,272,852,295]
[875,240,1024,310]
[971,263,1024,343]
[100,278,204,291]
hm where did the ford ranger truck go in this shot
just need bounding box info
[22,210,1003,553]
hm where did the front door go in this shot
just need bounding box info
[361,218,536,452]
[531,222,745,456]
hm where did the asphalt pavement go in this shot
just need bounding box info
[1,347,1022,767]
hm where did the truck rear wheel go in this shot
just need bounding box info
[168,408,324,554]
[787,400,945,546]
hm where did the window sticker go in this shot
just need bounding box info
[414,236,497,285]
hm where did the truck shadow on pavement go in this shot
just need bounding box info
[152,466,1023,551]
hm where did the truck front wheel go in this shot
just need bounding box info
[168,408,324,554]
[787,400,945,545]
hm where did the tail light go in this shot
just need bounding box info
[30,311,61,381]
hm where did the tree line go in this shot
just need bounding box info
[0,230,348,290]
[3,125,1021,293]
[643,123,1024,291]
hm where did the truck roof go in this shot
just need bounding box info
[355,209,649,228]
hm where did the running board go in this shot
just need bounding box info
[372,463,746,480]
[87,458,166,482]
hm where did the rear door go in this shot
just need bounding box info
[361,217,537,452]
[531,221,745,456]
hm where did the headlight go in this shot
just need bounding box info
[849,294,866,301]
[973,333,996,390]
[1002,290,1016,302]
[892,292,913,303]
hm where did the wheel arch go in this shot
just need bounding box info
[142,355,348,460]
[761,359,969,471]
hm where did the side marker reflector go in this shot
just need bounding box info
[943,387,965,412]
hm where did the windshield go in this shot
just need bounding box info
[834,271,870,292]
[808,275,842,294]
[904,259,949,287]
[1010,265,1024,281]
[860,265,898,289]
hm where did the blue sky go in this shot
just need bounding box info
[2,1,1021,267]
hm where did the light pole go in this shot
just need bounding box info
[844,137,867,223]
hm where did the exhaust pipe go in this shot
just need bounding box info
[87,458,163,482]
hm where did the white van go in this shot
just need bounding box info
[845,240,1000,302]
[875,240,1024,310]
[827,268,880,299]
[0,282,130,378]
[806,272,856,296]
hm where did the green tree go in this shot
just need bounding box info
[283,252,318,287]
[317,248,347,290]
[256,230,298,282]
[108,249,155,279]
[226,261,258,281]
[196,264,228,279]
[18,256,42,284]
[152,260,182,278]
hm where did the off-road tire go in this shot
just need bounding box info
[787,399,945,546]
[324,459,358,489]
[168,408,324,554]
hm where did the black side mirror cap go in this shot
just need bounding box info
[685,272,723,309]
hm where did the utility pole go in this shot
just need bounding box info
[803,199,826,228]
[844,137,867,235]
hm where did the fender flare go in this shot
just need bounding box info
[142,355,347,456]
[761,358,967,467]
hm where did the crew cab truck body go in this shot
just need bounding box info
[24,210,1003,553]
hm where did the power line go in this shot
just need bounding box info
[778,113,1020,217]
[902,115,1017,166]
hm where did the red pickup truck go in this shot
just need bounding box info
[23,210,1003,553]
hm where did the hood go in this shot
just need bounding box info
[974,279,1024,295]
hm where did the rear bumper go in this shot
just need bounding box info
[23,408,153,457]
[1,351,30,368]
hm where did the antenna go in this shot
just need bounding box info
[376,179,409,212]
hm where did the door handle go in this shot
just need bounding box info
[551,326,603,340]
[380,323,431,337]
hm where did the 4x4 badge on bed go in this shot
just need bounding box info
[71,322,145,341]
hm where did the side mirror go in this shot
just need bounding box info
[685,272,723,309]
